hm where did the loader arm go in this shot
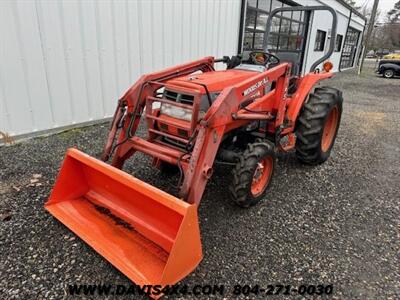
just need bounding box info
[179,61,334,204]
[180,63,291,204]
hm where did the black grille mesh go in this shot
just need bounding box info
[164,90,194,105]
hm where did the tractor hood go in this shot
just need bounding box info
[165,69,255,93]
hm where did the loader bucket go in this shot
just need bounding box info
[45,148,202,286]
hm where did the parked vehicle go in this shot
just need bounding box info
[376,49,390,58]
[376,59,400,78]
[383,53,400,60]
[366,50,377,58]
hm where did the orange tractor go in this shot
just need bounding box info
[46,6,342,289]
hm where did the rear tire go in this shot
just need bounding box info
[295,86,343,165]
[229,141,275,208]
[383,69,394,78]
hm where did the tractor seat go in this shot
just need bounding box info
[275,52,301,94]
[275,52,300,76]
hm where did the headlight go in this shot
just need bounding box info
[160,103,192,122]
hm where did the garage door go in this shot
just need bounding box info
[340,26,361,69]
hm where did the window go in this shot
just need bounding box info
[314,30,326,51]
[241,0,309,74]
[256,12,268,31]
[245,8,257,30]
[254,32,265,49]
[340,27,361,69]
[335,34,343,52]
[248,0,257,8]
[271,0,282,12]
[243,0,307,51]
[258,0,272,12]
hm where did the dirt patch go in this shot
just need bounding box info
[0,182,12,196]
[352,111,387,136]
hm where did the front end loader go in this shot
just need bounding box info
[46,6,343,290]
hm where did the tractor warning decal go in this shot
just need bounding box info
[242,78,268,96]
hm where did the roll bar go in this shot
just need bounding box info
[263,6,338,72]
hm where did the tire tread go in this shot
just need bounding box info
[295,86,343,164]
[230,142,275,208]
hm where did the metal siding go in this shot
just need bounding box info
[1,1,35,134]
[78,0,105,120]
[0,0,241,138]
[37,0,75,126]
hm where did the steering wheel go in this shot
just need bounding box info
[249,51,280,67]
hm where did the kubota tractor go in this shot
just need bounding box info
[46,6,343,291]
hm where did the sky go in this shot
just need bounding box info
[354,0,398,21]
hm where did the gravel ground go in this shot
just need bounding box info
[1,61,399,299]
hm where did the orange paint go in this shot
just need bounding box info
[46,53,338,290]
[45,148,202,286]
[321,105,339,152]
[251,157,273,197]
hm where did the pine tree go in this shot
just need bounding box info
[387,0,400,23]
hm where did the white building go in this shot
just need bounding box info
[0,0,366,140]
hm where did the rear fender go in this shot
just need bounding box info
[285,72,333,132]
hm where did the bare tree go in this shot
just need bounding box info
[386,0,400,49]
[365,1,400,51]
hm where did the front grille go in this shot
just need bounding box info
[163,137,187,149]
[159,123,168,130]
[164,90,194,105]
[165,90,178,101]
[177,129,189,138]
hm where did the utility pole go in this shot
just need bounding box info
[358,0,380,75]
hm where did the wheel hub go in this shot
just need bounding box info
[250,157,273,197]
[252,162,264,184]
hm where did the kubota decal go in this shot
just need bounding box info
[242,78,268,96]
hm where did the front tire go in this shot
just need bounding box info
[229,141,275,208]
[296,86,343,165]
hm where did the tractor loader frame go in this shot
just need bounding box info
[102,5,337,206]
[46,5,342,291]
[103,59,332,205]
